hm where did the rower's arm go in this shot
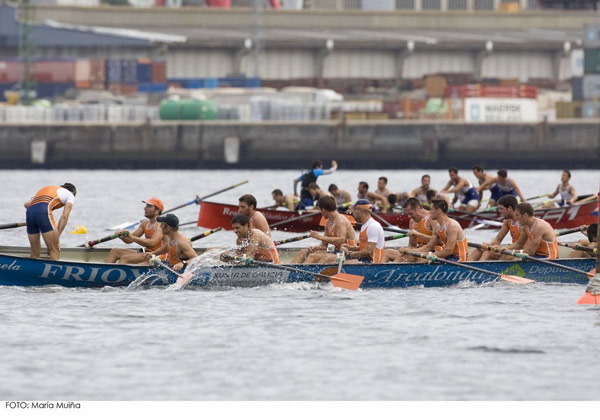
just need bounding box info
[418,232,439,253]
[490,221,509,246]
[368,192,389,211]
[548,186,559,199]
[569,186,577,205]
[522,228,544,256]
[150,239,168,256]
[321,160,338,175]
[285,195,295,211]
[478,177,495,192]
[120,223,145,244]
[180,240,198,261]
[506,227,527,250]
[435,227,458,259]
[440,180,452,193]
[24,198,33,209]
[57,203,73,236]
[342,191,352,204]
[129,226,163,249]
[446,179,465,194]
[253,213,271,237]
[511,179,526,202]
[349,242,374,260]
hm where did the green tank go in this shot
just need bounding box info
[159,99,217,120]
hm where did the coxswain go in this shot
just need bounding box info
[501,203,559,260]
[294,160,337,210]
[271,189,299,211]
[468,195,521,261]
[24,183,77,260]
[441,167,479,212]
[291,196,357,264]
[341,200,385,264]
[328,184,352,207]
[238,194,271,237]
[228,214,279,263]
[104,197,165,264]
[416,199,469,262]
[146,214,197,271]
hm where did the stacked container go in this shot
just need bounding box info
[582,23,600,118]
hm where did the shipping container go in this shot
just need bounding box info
[572,77,584,101]
[571,49,584,78]
[36,83,75,99]
[556,101,583,119]
[151,60,167,83]
[137,59,153,84]
[582,100,599,118]
[34,59,75,83]
[106,59,122,84]
[584,49,600,74]
[121,59,138,85]
[585,24,600,48]
[0,60,22,83]
[582,74,600,99]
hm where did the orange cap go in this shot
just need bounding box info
[142,197,164,213]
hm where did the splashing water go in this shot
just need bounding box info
[165,248,237,291]
[127,271,169,290]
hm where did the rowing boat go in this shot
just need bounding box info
[0,246,593,289]
[196,199,599,232]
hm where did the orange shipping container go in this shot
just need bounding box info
[34,60,75,83]
[151,61,167,83]
[0,61,22,83]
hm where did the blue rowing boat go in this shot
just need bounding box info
[0,246,594,289]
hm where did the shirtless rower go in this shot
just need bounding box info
[294,160,337,210]
[357,181,390,213]
[476,168,525,207]
[567,223,597,258]
[271,189,299,211]
[472,165,496,207]
[426,189,452,208]
[468,195,521,261]
[328,184,352,207]
[500,203,559,260]
[24,182,76,260]
[410,174,431,205]
[239,194,271,237]
[415,199,469,262]
[376,177,393,198]
[291,196,357,264]
[441,167,479,213]
[104,197,164,264]
[341,200,385,264]
[307,183,333,208]
[145,214,197,271]
[545,170,577,208]
[383,198,438,262]
[226,214,279,263]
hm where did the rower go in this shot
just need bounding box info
[476,168,526,207]
[341,199,385,264]
[502,203,559,260]
[410,174,431,205]
[468,195,520,261]
[417,199,469,262]
[104,197,164,264]
[545,170,577,208]
[568,223,597,258]
[472,164,496,207]
[376,177,393,198]
[383,198,438,262]
[294,160,337,210]
[271,189,299,211]
[426,189,452,208]
[227,214,279,263]
[238,194,271,237]
[291,196,357,264]
[307,182,333,208]
[357,181,390,213]
[328,184,352,207]
[146,214,197,271]
[441,167,479,212]
[24,183,76,260]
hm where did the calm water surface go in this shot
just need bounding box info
[1,169,599,400]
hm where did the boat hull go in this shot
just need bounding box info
[1,248,594,289]
[197,200,599,232]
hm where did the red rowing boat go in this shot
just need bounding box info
[197,199,599,232]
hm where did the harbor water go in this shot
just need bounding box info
[0,169,599,400]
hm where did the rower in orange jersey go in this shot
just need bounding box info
[501,202,559,260]
[291,196,357,264]
[418,199,469,262]
[24,183,77,260]
[238,194,271,237]
[104,197,165,264]
[145,214,197,271]
[227,214,279,263]
[341,200,385,264]
[469,195,521,261]
[383,198,438,262]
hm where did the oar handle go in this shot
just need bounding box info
[469,242,528,260]
[557,242,597,253]
[555,226,585,237]
[190,227,223,243]
[84,232,129,248]
[383,226,409,234]
[384,233,406,241]
[0,222,26,230]
[274,234,311,246]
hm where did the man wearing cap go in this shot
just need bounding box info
[24,182,77,260]
[146,214,197,271]
[341,199,385,264]
[104,198,165,264]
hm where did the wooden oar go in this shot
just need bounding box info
[110,180,249,231]
[383,226,409,234]
[0,222,26,230]
[225,256,363,290]
[190,227,222,243]
[269,212,320,228]
[555,226,585,236]
[469,242,594,278]
[179,220,198,227]
[557,242,597,254]
[81,232,129,248]
[399,249,534,284]
[274,234,312,246]
[533,198,561,209]
[525,193,549,201]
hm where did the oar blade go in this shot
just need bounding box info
[330,273,364,290]
[500,274,535,285]
[577,291,600,305]
[176,272,194,288]
[110,221,136,231]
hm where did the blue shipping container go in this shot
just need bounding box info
[138,83,166,93]
[36,83,75,99]
[106,59,122,84]
[137,62,153,84]
[203,78,218,89]
[121,59,138,85]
